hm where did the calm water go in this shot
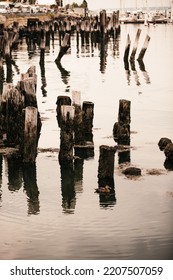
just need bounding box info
[0,23,173,260]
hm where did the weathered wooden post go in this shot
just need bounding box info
[0,57,4,95]
[113,99,131,145]
[98,145,116,189]
[6,87,24,146]
[39,29,47,96]
[82,101,94,142]
[137,34,150,61]
[56,95,71,127]
[72,91,84,146]
[124,34,131,62]
[22,106,38,163]
[55,33,70,64]
[130,28,141,61]
[59,105,75,163]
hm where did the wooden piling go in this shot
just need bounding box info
[22,106,38,163]
[113,99,131,145]
[100,10,107,38]
[55,33,70,64]
[82,101,94,142]
[72,91,84,146]
[130,28,141,61]
[123,34,131,62]
[137,34,150,61]
[98,145,116,189]
[56,95,71,127]
[59,105,75,163]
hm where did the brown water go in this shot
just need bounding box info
[0,23,173,260]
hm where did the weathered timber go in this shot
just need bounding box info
[82,101,94,142]
[137,34,150,61]
[59,105,75,163]
[55,33,70,64]
[130,28,141,61]
[72,91,84,146]
[22,106,38,163]
[124,33,131,62]
[113,99,131,145]
[98,145,116,189]
[56,95,71,127]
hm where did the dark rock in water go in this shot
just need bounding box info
[122,167,141,176]
[164,143,173,161]
[113,122,118,142]
[164,158,173,171]
[158,137,172,151]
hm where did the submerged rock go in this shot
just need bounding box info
[164,143,173,161]
[122,167,141,176]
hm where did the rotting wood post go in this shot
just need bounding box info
[20,76,37,108]
[55,33,70,64]
[124,34,131,62]
[130,28,141,61]
[22,106,38,163]
[82,101,94,142]
[6,87,24,146]
[1,83,13,142]
[0,57,4,95]
[113,99,131,145]
[98,145,116,189]
[59,105,75,163]
[137,34,150,61]
[72,91,84,146]
[56,95,71,127]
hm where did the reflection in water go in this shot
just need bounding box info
[124,60,131,85]
[99,40,108,73]
[55,61,70,92]
[0,155,2,206]
[60,162,76,214]
[22,163,40,215]
[164,159,173,171]
[130,60,141,86]
[138,60,151,84]
[118,150,131,164]
[7,157,22,192]
[74,158,84,193]
[39,49,47,97]
[98,177,116,209]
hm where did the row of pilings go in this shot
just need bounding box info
[0,66,41,163]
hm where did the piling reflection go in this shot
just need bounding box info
[7,157,22,192]
[99,40,108,73]
[39,49,47,97]
[22,163,40,215]
[137,60,151,84]
[0,155,2,206]
[55,61,70,87]
[60,162,76,214]
[124,60,131,86]
[118,150,131,164]
[74,158,84,193]
[130,60,141,86]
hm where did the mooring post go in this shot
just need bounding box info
[6,87,24,146]
[59,105,75,163]
[124,33,131,62]
[130,28,141,61]
[137,34,150,61]
[82,101,94,142]
[72,91,84,146]
[113,99,131,145]
[98,145,116,189]
[22,106,38,163]
[55,33,70,64]
[56,95,71,127]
